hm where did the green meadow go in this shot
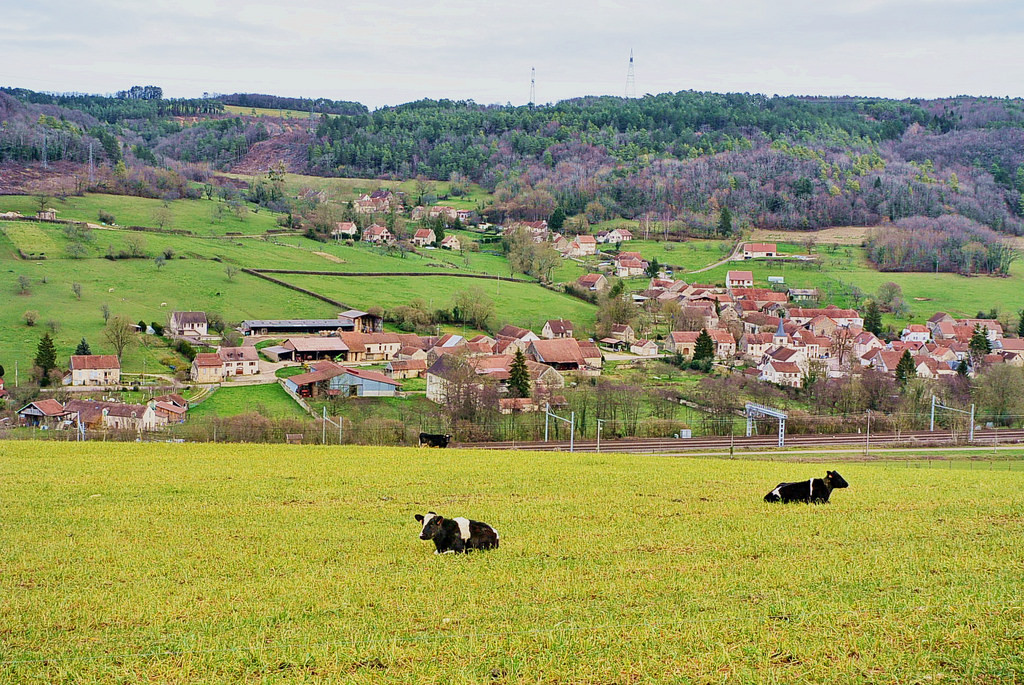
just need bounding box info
[1,442,1022,683]
[187,383,309,420]
[279,273,598,333]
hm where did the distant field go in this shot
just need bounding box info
[601,238,734,272]
[280,273,598,333]
[750,226,873,246]
[222,104,311,119]
[2,442,1022,682]
[697,246,1024,322]
[187,383,308,420]
[0,222,58,256]
[0,194,284,237]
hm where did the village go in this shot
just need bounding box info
[7,220,1017,437]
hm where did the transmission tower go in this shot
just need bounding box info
[529,67,536,106]
[624,49,637,98]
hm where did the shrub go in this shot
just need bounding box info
[98,210,116,224]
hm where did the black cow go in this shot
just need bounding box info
[414,512,499,554]
[764,470,849,504]
[419,432,451,448]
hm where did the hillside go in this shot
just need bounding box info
[3,87,1023,236]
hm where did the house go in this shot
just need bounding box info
[168,311,208,338]
[425,353,565,404]
[606,228,634,243]
[68,355,121,386]
[743,243,777,259]
[740,332,777,359]
[665,331,699,356]
[565,235,598,257]
[542,319,574,339]
[957,319,1003,341]
[708,329,737,359]
[440,235,461,251]
[901,324,931,344]
[576,273,608,292]
[615,257,648,278]
[385,358,428,379]
[17,399,72,427]
[412,228,436,246]
[191,353,224,382]
[64,399,158,431]
[37,208,58,220]
[630,339,659,356]
[331,221,358,240]
[362,224,393,244]
[527,339,588,372]
[218,346,260,375]
[787,305,863,328]
[496,324,540,343]
[610,323,636,344]
[726,270,754,289]
[788,288,819,303]
[760,360,803,388]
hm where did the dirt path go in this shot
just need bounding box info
[687,240,743,274]
[313,251,345,264]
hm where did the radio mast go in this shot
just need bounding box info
[625,49,637,98]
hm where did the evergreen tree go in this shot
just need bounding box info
[956,359,969,376]
[693,329,715,361]
[969,325,992,359]
[717,207,732,236]
[549,207,565,231]
[645,257,660,278]
[1017,309,1024,338]
[35,333,57,379]
[894,350,916,387]
[508,348,531,399]
[75,338,92,355]
[864,300,882,335]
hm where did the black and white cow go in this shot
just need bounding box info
[419,432,452,448]
[764,470,849,504]
[414,512,499,554]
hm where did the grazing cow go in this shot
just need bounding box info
[414,512,499,554]
[764,470,849,504]
[419,432,451,448]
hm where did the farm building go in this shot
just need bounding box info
[385,359,428,379]
[64,399,158,431]
[332,368,401,397]
[743,243,777,259]
[17,399,73,428]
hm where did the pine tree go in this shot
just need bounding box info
[549,207,565,231]
[969,325,992,359]
[895,350,916,387]
[717,207,733,236]
[35,333,57,377]
[693,329,715,361]
[1017,309,1024,338]
[956,359,969,376]
[864,300,882,335]
[508,348,531,399]
[75,338,92,355]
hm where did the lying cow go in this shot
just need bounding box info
[764,470,849,504]
[419,432,451,448]
[414,512,499,554]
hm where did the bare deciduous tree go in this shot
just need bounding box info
[103,316,137,359]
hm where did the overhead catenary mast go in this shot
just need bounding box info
[625,49,636,99]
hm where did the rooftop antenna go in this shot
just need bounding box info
[529,66,536,106]
[625,49,636,98]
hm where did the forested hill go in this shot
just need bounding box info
[307,93,1024,234]
[2,86,1024,234]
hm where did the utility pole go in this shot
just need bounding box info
[596,418,605,453]
[865,411,871,457]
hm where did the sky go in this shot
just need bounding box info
[2,0,1023,109]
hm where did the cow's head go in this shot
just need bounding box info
[825,470,849,489]
[414,512,444,540]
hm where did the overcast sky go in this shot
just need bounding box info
[2,0,1022,109]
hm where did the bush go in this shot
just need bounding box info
[98,210,116,224]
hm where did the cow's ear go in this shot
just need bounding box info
[414,514,424,522]
[434,516,444,523]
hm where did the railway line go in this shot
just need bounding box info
[460,429,1024,454]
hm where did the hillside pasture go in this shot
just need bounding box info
[1,442,1022,683]
[187,383,309,420]
[0,194,284,237]
[278,273,598,333]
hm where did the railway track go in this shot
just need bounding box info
[459,429,1024,454]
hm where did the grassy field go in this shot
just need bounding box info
[0,194,284,237]
[1,442,1022,682]
[279,273,598,333]
[187,383,308,420]
[697,245,1024,322]
[601,238,735,272]
[222,104,311,119]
